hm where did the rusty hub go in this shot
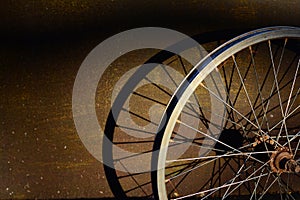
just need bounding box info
[270,147,300,174]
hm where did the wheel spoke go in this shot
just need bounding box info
[268,39,292,150]
[232,54,262,134]
[166,151,274,163]
[258,176,279,200]
[176,162,269,200]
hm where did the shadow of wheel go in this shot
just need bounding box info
[101,30,247,199]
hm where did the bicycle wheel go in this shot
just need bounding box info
[152,26,300,200]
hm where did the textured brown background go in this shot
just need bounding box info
[1,0,300,199]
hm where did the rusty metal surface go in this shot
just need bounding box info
[1,1,300,199]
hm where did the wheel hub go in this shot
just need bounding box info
[270,147,300,174]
